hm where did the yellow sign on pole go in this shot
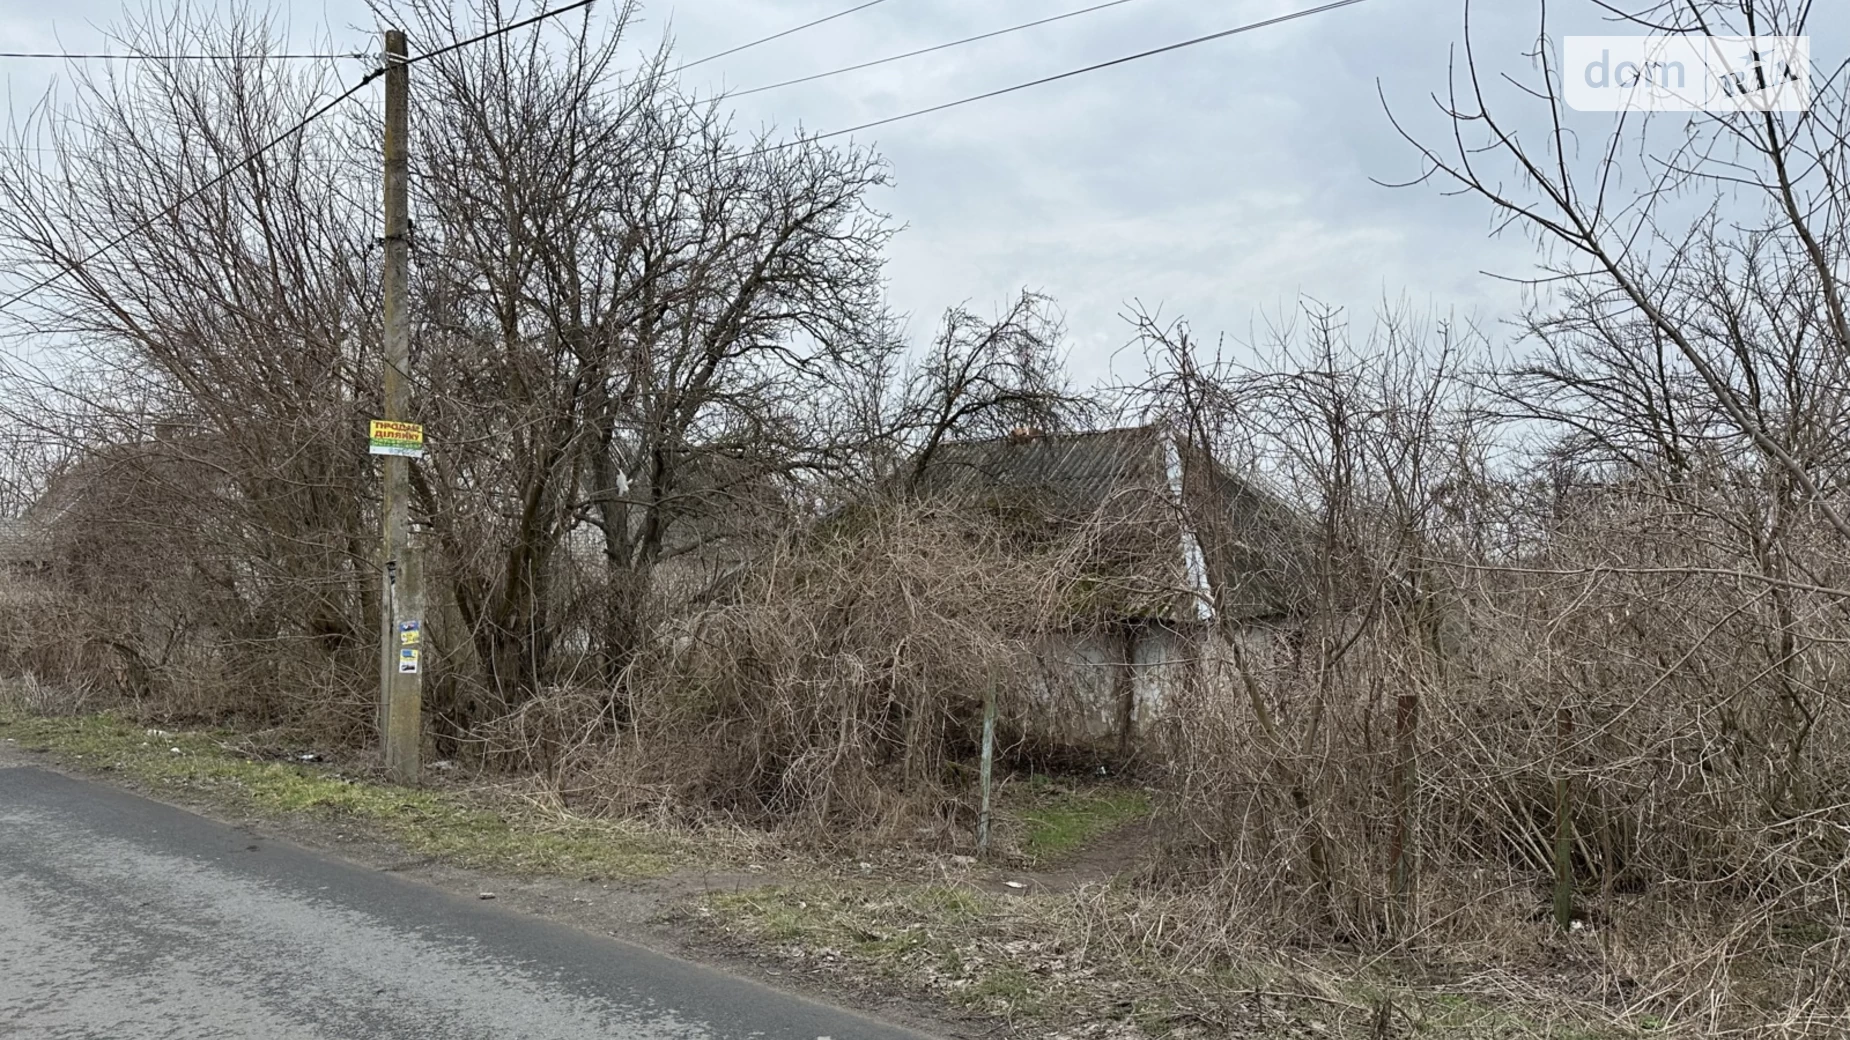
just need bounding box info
[368,419,425,458]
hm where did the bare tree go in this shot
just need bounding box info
[0,7,383,727]
[381,0,897,721]
[898,291,1091,484]
[1391,0,1850,541]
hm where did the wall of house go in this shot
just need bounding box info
[1027,623,1286,748]
[1026,632,1118,742]
[1130,626,1193,724]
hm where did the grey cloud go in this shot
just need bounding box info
[7,0,1839,377]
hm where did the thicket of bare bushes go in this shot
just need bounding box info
[1106,1,1850,1030]
[523,502,1119,834]
[1127,296,1850,1030]
[4,0,1850,1031]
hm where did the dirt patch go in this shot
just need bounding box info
[1012,816,1157,893]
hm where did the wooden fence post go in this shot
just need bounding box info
[977,665,998,857]
[1390,691,1419,931]
[1553,705,1576,931]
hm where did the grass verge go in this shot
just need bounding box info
[694,881,1644,1039]
[0,703,1658,1039]
[0,707,682,879]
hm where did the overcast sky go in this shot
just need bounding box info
[3,1,1844,382]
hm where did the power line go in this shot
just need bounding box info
[756,0,1374,156]
[8,144,363,166]
[0,51,368,60]
[0,71,383,316]
[683,0,892,70]
[403,0,600,68]
[733,0,1149,98]
[0,0,600,317]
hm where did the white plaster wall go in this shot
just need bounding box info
[1027,626,1214,742]
[1028,632,1120,740]
[1026,623,1295,747]
[1130,627,1194,723]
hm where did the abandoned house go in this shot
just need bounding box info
[910,424,1309,751]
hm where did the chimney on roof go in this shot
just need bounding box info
[1008,425,1043,443]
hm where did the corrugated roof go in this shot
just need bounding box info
[911,426,1308,623]
[913,426,1168,519]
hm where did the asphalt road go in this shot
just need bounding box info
[0,763,934,1040]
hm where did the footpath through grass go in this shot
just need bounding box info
[1012,775,1150,864]
[0,707,681,879]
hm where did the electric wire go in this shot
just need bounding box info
[751,0,1374,156]
[683,0,892,69]
[733,0,1148,97]
[0,51,368,60]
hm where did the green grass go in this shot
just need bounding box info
[1012,778,1150,863]
[702,883,1044,1017]
[701,880,1644,1039]
[0,708,680,879]
[1398,990,1642,1039]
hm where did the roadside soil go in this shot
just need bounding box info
[0,734,1120,1040]
[1,717,1642,1040]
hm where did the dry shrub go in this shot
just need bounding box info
[1139,479,1850,1035]
[0,670,102,719]
[469,687,617,782]
[541,499,1101,844]
[0,579,105,700]
[0,437,375,738]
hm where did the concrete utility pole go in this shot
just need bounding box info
[379,28,422,784]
